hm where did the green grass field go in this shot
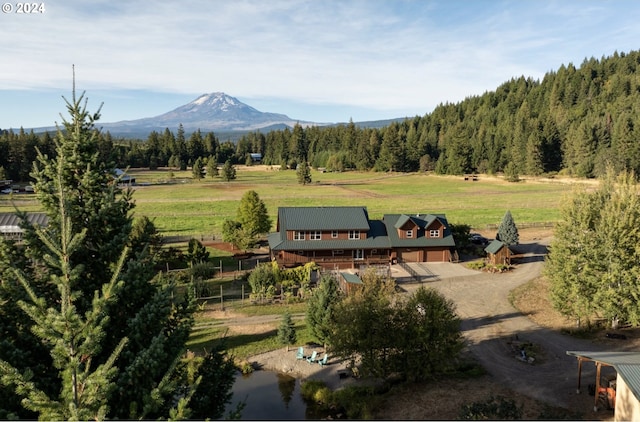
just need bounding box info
[1,166,588,237]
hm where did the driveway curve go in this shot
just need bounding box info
[401,240,609,412]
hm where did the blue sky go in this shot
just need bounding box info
[2,0,640,129]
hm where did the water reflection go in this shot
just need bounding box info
[225,370,307,420]
[277,373,296,409]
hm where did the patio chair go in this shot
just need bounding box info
[317,354,329,366]
[295,346,304,360]
[306,350,318,364]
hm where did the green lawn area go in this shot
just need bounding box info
[1,167,585,236]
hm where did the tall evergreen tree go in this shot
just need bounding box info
[192,156,204,180]
[222,159,236,181]
[277,311,297,351]
[296,162,312,185]
[306,275,342,348]
[0,86,233,419]
[496,210,519,246]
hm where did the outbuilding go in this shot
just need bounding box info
[0,213,48,241]
[484,239,512,265]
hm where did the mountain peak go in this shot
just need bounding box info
[190,92,245,109]
[98,92,319,134]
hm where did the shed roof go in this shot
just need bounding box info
[340,272,363,285]
[567,351,640,402]
[0,213,48,234]
[485,239,508,254]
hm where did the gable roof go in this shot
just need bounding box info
[276,206,370,231]
[340,272,363,285]
[485,239,509,254]
[383,214,455,248]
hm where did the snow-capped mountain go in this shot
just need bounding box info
[99,92,318,134]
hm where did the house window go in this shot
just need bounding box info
[353,249,364,260]
[294,231,305,240]
[348,230,360,240]
[429,229,440,238]
[310,231,321,240]
[406,230,413,238]
[331,230,338,238]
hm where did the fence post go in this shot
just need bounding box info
[220,285,223,310]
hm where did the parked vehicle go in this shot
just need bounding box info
[469,233,489,246]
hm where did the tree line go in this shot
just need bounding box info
[3,49,640,182]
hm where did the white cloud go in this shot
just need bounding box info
[3,0,640,127]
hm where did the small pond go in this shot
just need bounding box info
[224,370,328,420]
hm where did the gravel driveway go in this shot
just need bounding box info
[399,239,611,413]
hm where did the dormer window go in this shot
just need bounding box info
[406,230,413,238]
[430,229,440,238]
[348,230,360,240]
[294,231,305,240]
[310,231,321,240]
[332,230,338,238]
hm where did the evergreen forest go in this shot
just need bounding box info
[3,50,640,181]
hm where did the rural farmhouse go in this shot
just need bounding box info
[267,206,456,270]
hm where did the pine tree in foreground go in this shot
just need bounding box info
[0,83,235,419]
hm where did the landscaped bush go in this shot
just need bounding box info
[458,395,523,420]
[466,261,486,270]
[191,261,217,279]
[301,380,380,419]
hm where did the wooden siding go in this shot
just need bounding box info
[425,220,444,238]
[487,247,511,265]
[285,229,369,241]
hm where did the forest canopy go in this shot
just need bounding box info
[3,50,640,181]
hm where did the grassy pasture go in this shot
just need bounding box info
[1,166,587,237]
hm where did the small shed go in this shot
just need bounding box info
[339,272,363,295]
[484,239,512,265]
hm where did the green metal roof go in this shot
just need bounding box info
[277,206,371,231]
[340,272,363,285]
[485,239,506,254]
[270,209,456,251]
[383,214,456,248]
[567,351,640,402]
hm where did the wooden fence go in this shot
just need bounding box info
[482,222,555,230]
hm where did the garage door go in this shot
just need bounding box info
[398,250,421,262]
[426,248,447,262]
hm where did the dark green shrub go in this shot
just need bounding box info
[459,395,523,420]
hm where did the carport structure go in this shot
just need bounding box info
[567,351,640,419]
